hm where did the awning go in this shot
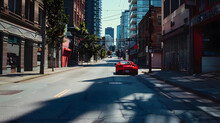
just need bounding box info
[161,25,188,41]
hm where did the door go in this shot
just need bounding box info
[24,40,33,71]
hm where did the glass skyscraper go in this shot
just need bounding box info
[85,0,102,37]
[105,27,114,40]
[120,10,130,50]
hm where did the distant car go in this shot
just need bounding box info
[115,61,138,75]
[108,55,112,58]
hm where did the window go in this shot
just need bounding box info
[199,0,207,12]
[171,0,179,13]
[121,61,132,64]
[0,0,3,8]
[157,34,161,45]
[38,8,43,26]
[180,0,185,5]
[25,0,35,22]
[8,0,21,15]
[158,16,161,25]
[164,0,170,18]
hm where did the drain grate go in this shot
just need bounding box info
[0,90,23,95]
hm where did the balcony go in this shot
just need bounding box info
[130,18,137,24]
[130,31,137,38]
[130,24,137,31]
[130,0,137,4]
[130,31,137,37]
[130,11,137,18]
[130,4,137,11]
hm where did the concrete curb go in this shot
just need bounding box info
[1,60,104,85]
[144,72,220,103]
[1,66,84,85]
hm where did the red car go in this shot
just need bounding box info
[115,61,138,75]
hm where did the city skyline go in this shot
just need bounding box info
[101,0,129,40]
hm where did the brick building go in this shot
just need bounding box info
[64,0,85,65]
[0,0,47,74]
[138,7,162,68]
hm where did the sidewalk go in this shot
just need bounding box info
[144,70,220,103]
[0,60,104,85]
[0,66,83,85]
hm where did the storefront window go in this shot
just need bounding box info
[7,35,20,72]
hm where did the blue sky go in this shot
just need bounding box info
[101,0,129,40]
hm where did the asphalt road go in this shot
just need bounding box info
[0,57,219,123]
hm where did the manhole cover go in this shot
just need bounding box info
[0,90,23,95]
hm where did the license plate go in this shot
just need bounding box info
[125,70,129,73]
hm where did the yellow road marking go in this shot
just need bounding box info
[54,89,71,98]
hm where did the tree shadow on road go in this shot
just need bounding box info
[5,75,188,123]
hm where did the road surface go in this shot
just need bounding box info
[0,57,219,123]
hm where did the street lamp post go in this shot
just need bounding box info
[148,0,152,73]
[40,0,46,74]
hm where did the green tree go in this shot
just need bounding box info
[77,22,104,62]
[45,0,69,71]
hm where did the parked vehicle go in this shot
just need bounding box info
[115,61,138,75]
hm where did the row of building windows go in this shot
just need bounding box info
[164,0,184,18]
[2,0,43,26]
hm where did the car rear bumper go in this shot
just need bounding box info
[116,69,137,74]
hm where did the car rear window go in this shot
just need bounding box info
[121,61,132,64]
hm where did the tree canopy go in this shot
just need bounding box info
[45,0,69,48]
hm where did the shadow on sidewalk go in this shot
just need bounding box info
[0,73,40,77]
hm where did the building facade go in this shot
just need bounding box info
[105,34,114,51]
[190,0,220,73]
[128,0,161,38]
[138,7,162,68]
[64,0,85,66]
[105,27,114,40]
[161,0,190,72]
[85,0,102,37]
[162,0,220,74]
[116,25,121,50]
[119,10,130,59]
[0,0,47,74]
[64,0,85,28]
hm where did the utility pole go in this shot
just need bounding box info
[40,0,46,74]
[148,0,152,73]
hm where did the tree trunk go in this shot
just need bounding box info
[52,47,54,72]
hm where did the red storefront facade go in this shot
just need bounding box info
[191,0,220,73]
[62,38,71,67]
[162,0,220,74]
